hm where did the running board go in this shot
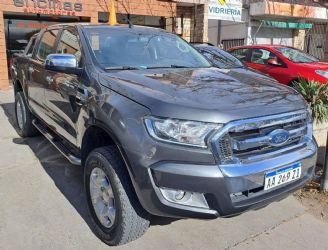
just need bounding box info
[32,120,81,165]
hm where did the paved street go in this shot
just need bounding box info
[0,89,328,250]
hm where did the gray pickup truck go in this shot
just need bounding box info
[11,23,317,246]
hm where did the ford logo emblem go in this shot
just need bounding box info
[269,129,290,146]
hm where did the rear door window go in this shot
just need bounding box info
[36,29,59,61]
[230,49,249,62]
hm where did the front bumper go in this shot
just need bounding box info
[144,141,317,218]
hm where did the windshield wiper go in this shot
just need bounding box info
[105,66,140,70]
[146,65,192,69]
[170,64,190,68]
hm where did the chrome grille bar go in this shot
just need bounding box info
[211,110,311,165]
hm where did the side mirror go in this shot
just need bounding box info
[267,58,282,67]
[45,54,81,74]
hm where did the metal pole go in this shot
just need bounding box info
[321,130,328,192]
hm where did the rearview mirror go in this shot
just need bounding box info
[45,54,81,74]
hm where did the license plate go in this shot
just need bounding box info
[264,163,302,191]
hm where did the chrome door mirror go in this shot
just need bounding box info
[45,54,81,74]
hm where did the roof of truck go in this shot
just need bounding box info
[45,23,168,33]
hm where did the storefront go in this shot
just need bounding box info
[0,0,177,90]
[208,0,328,56]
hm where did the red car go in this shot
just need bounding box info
[228,45,328,85]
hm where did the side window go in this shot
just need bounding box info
[231,49,248,62]
[250,49,283,65]
[25,37,36,57]
[56,29,82,65]
[37,29,59,60]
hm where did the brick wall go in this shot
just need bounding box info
[0,10,8,91]
[0,0,177,90]
[176,3,208,43]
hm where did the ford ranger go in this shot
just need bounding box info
[11,24,317,246]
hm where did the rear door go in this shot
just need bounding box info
[44,27,86,145]
[248,48,291,84]
[28,29,60,121]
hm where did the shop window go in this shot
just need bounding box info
[37,29,59,60]
[56,29,81,65]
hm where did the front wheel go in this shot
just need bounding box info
[84,146,150,246]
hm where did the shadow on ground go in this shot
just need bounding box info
[0,102,178,230]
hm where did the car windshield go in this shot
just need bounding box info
[275,47,319,63]
[199,46,244,69]
[83,27,211,69]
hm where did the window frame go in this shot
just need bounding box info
[24,36,37,57]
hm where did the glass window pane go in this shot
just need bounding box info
[56,29,81,64]
[37,29,58,60]
[231,49,248,62]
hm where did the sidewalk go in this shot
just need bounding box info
[0,89,328,250]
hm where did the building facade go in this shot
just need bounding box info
[208,0,328,60]
[0,0,209,90]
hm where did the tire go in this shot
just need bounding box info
[84,146,150,246]
[15,91,39,137]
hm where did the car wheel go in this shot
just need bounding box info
[15,91,39,137]
[84,146,150,246]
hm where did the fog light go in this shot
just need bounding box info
[159,187,209,209]
[175,191,186,200]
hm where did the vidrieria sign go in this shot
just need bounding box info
[208,0,242,22]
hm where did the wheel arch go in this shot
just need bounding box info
[80,124,133,176]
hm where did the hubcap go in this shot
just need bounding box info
[90,168,116,228]
[16,100,25,130]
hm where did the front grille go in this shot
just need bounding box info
[213,111,310,164]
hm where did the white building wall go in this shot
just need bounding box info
[208,8,248,46]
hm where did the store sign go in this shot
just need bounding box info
[13,0,82,16]
[208,0,242,22]
[263,21,313,29]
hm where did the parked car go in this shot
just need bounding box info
[228,45,328,85]
[194,44,276,82]
[12,24,317,246]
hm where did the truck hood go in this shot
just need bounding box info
[99,67,307,123]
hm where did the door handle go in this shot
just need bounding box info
[75,87,89,106]
[46,76,53,84]
[28,67,35,73]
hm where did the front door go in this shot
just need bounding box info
[44,27,85,146]
[248,48,291,84]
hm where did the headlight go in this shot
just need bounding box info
[144,117,221,148]
[315,70,328,79]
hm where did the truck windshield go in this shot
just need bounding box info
[83,27,211,69]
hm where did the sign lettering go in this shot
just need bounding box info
[208,0,242,22]
[13,0,83,13]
